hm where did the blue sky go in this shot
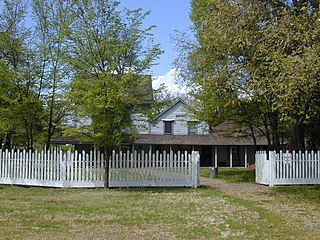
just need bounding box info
[120,0,193,92]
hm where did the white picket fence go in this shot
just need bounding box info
[0,149,200,188]
[109,150,200,188]
[256,150,320,186]
[0,149,106,188]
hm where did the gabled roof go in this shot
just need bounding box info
[154,98,186,120]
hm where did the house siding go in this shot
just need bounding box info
[149,101,209,135]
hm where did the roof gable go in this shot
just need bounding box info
[154,99,186,120]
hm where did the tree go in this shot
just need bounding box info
[67,0,162,151]
[179,0,320,150]
[0,0,163,151]
[32,0,74,149]
[0,0,44,149]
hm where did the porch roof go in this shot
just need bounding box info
[135,134,268,146]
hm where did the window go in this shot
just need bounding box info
[164,121,174,134]
[188,121,198,135]
[176,114,186,119]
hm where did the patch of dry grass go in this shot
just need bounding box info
[1,184,319,240]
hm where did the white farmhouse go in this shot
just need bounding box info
[134,99,268,167]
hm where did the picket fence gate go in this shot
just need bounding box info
[109,150,200,188]
[256,150,320,186]
[0,149,200,188]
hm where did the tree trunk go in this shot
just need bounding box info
[104,147,112,188]
[291,116,305,151]
[249,125,258,151]
[2,134,7,150]
[270,111,281,151]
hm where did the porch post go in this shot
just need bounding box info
[244,146,248,168]
[230,146,233,168]
[210,146,215,167]
[214,146,218,168]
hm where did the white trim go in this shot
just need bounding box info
[244,147,248,168]
[215,146,218,167]
[153,99,186,120]
[163,120,174,134]
[230,146,233,168]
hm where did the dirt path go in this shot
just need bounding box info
[200,177,320,237]
[201,177,274,201]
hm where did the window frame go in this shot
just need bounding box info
[163,120,174,135]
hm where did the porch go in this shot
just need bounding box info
[133,143,259,168]
[135,134,267,168]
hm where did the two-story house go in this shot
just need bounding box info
[134,99,267,167]
[51,88,267,167]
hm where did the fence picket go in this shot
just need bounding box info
[145,152,149,180]
[256,150,320,186]
[169,150,173,182]
[8,150,12,178]
[123,152,127,182]
[97,151,101,181]
[141,150,145,180]
[318,151,320,179]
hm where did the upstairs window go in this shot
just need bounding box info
[164,121,174,134]
[188,121,198,135]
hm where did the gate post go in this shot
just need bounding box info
[191,151,200,188]
[269,151,276,187]
[60,150,67,187]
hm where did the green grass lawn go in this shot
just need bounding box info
[0,183,319,239]
[201,167,256,183]
[201,167,320,239]
[201,167,320,202]
[0,168,319,239]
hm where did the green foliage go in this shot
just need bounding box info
[0,0,45,148]
[0,0,162,150]
[69,73,140,149]
[32,0,75,148]
[65,0,162,150]
[183,0,320,150]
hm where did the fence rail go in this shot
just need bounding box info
[0,149,200,188]
[256,150,320,186]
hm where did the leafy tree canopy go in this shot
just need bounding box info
[0,0,162,150]
[180,0,320,150]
